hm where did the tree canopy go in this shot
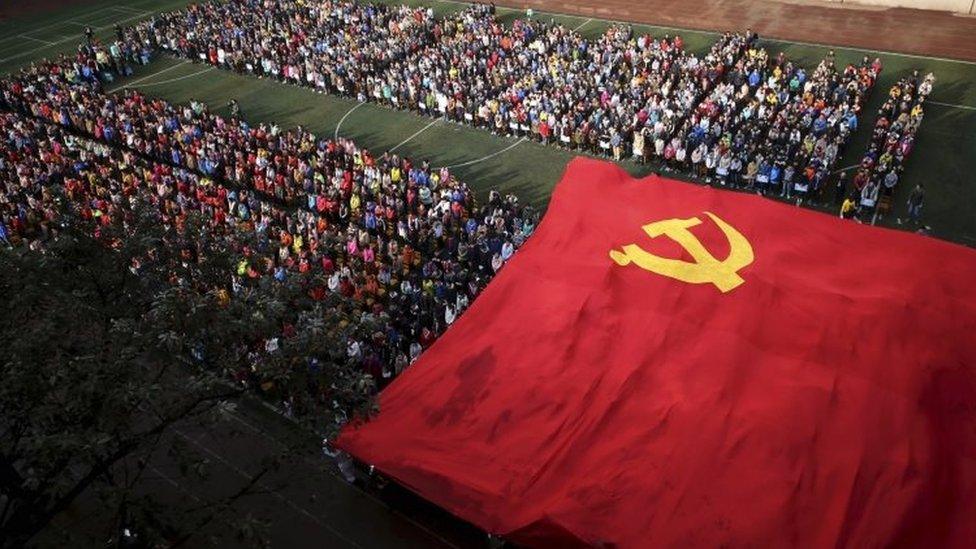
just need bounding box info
[0,207,375,547]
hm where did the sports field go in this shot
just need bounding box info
[2,0,975,245]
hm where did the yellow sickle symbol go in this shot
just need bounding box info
[609,212,754,293]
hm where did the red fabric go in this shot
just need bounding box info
[338,158,976,547]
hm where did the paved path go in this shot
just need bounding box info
[48,398,483,548]
[171,399,482,548]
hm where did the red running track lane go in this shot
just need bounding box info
[504,0,976,62]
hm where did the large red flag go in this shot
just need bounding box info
[338,158,976,547]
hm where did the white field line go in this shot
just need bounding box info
[19,35,55,45]
[833,163,860,174]
[126,66,214,89]
[0,11,153,64]
[0,5,123,44]
[334,101,366,140]
[433,0,976,67]
[71,11,131,28]
[443,137,526,169]
[111,5,150,15]
[928,100,976,111]
[106,60,188,92]
[573,18,592,32]
[389,118,439,152]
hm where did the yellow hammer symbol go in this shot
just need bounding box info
[609,212,754,293]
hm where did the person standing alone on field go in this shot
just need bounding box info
[906,183,924,225]
[834,172,848,206]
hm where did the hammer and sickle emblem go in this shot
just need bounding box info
[609,212,754,293]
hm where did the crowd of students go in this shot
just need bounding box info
[841,71,933,222]
[134,1,749,158]
[665,49,880,200]
[105,0,893,196]
[10,0,910,209]
[0,39,537,413]
[151,0,436,95]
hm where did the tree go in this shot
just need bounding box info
[0,206,375,547]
